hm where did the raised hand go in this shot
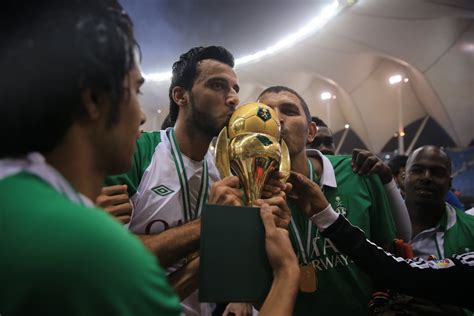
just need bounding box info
[208,176,243,206]
[351,148,393,184]
[287,171,329,219]
[96,184,132,224]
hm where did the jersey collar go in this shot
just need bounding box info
[306,149,337,188]
[440,203,458,231]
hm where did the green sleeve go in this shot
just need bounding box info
[105,131,162,196]
[45,209,182,316]
[63,208,182,316]
[366,174,397,246]
[0,174,181,316]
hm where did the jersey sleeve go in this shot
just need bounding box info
[0,175,181,316]
[60,208,183,316]
[365,174,397,246]
[105,131,161,197]
[322,215,474,310]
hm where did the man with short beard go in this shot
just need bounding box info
[103,47,290,315]
[258,86,398,316]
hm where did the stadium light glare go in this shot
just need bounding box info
[389,75,402,85]
[321,92,332,100]
[144,0,344,82]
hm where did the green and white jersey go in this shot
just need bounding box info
[411,203,474,260]
[290,151,396,316]
[106,129,220,316]
[106,130,220,235]
[0,156,181,316]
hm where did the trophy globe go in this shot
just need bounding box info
[215,102,290,205]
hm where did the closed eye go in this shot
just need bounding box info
[210,80,227,90]
[280,104,300,116]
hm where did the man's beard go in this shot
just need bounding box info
[186,94,225,137]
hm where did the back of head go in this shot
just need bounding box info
[258,86,311,123]
[160,113,174,130]
[1,0,136,158]
[311,116,328,128]
[168,46,235,126]
[388,155,408,176]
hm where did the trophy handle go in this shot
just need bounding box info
[279,140,291,183]
[215,127,232,178]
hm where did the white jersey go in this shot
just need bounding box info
[106,129,220,315]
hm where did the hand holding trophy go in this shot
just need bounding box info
[199,102,291,303]
[215,102,290,205]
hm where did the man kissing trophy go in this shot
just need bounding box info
[215,102,290,205]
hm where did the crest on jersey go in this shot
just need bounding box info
[334,195,347,216]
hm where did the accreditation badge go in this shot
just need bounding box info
[299,264,317,293]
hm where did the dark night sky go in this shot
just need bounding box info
[119,0,330,73]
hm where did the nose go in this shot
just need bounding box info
[140,110,147,126]
[274,108,284,126]
[420,168,432,181]
[227,90,239,109]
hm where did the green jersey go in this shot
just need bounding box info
[411,203,474,259]
[443,207,474,256]
[290,153,396,316]
[107,130,221,314]
[0,172,181,316]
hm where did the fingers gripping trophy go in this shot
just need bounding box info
[215,102,290,206]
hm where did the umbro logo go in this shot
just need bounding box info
[151,185,174,196]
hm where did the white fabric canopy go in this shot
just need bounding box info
[139,0,474,153]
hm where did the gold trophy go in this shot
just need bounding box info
[215,102,290,205]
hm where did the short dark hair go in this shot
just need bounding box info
[168,46,235,126]
[312,116,328,128]
[257,86,311,123]
[160,113,174,130]
[1,0,137,158]
[388,155,408,176]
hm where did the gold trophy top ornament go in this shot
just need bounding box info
[215,102,291,205]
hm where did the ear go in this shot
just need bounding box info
[172,86,189,109]
[307,121,317,143]
[81,89,103,121]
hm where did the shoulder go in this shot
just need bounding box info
[137,130,163,147]
[0,173,181,314]
[455,208,474,226]
[135,131,163,156]
[325,154,351,165]
[0,172,69,214]
[325,154,353,172]
[1,172,152,269]
[135,130,167,164]
[325,155,380,184]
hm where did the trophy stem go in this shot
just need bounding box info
[231,157,279,206]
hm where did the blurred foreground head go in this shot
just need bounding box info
[1,0,138,161]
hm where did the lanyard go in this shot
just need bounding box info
[434,235,443,259]
[289,158,316,264]
[167,128,209,222]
